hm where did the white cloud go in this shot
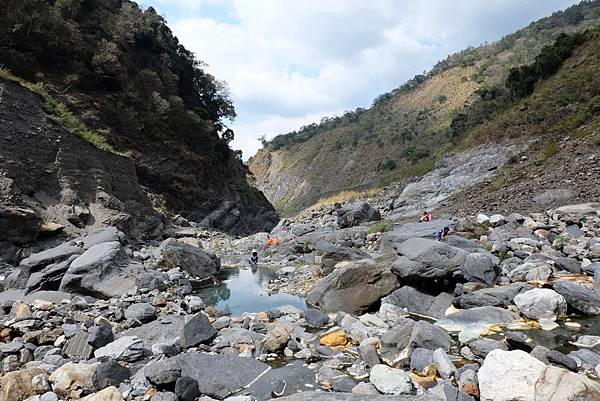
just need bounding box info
[147,0,580,159]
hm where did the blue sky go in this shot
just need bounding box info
[144,0,580,159]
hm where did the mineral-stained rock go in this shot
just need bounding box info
[0,367,45,401]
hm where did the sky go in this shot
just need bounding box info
[143,0,580,159]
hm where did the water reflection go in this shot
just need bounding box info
[194,267,306,316]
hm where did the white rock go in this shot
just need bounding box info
[93,336,144,362]
[49,362,97,398]
[479,350,600,401]
[369,364,412,395]
[489,214,506,226]
[476,214,490,224]
[513,288,567,321]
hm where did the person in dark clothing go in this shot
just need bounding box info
[435,227,450,241]
[250,249,259,271]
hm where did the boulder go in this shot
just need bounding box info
[93,360,130,390]
[179,313,217,348]
[262,326,291,352]
[435,306,519,332]
[553,281,600,316]
[379,220,455,250]
[369,364,412,395]
[336,202,381,229]
[49,362,97,398]
[319,246,371,275]
[59,241,135,299]
[410,321,450,351]
[469,339,508,358]
[391,238,468,281]
[88,325,114,349]
[306,259,399,314]
[554,203,600,222]
[94,336,144,362]
[157,238,220,278]
[175,376,199,401]
[382,286,454,319]
[304,309,331,328]
[478,349,600,401]
[0,368,45,401]
[456,282,532,309]
[462,253,496,286]
[124,303,157,323]
[533,189,578,206]
[513,288,567,321]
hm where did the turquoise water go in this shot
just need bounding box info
[194,267,306,316]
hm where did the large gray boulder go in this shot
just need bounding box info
[319,246,371,275]
[553,281,600,316]
[478,349,600,401]
[336,202,381,229]
[435,306,519,332]
[59,241,136,299]
[391,238,468,281]
[306,259,399,314]
[513,288,567,321]
[456,282,532,309]
[382,286,454,319]
[157,238,219,278]
[462,253,496,286]
[178,313,216,348]
[409,321,450,351]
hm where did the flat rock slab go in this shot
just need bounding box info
[170,352,271,399]
[120,314,185,346]
[435,306,519,332]
[0,290,74,304]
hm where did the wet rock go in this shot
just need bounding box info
[306,259,399,314]
[336,202,381,229]
[94,336,144,362]
[513,288,567,321]
[93,360,130,390]
[369,364,412,395]
[553,280,600,316]
[179,313,217,348]
[124,303,157,323]
[478,350,600,401]
[157,238,219,278]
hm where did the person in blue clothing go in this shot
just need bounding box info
[435,227,450,241]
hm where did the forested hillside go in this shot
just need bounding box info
[249,0,600,216]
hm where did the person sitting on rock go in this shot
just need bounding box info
[419,211,433,222]
[435,227,450,241]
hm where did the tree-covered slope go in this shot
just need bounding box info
[0,0,278,235]
[249,0,600,216]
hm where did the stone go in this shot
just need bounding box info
[262,326,291,352]
[456,282,532,309]
[369,364,412,395]
[64,331,94,360]
[151,393,177,401]
[182,296,205,313]
[469,339,507,358]
[144,359,182,385]
[179,313,217,348]
[0,338,24,353]
[59,241,135,299]
[513,288,567,321]
[175,376,200,401]
[410,321,450,351]
[50,362,97,398]
[135,271,167,291]
[554,203,600,222]
[88,325,114,349]
[352,382,379,395]
[278,393,441,400]
[462,253,496,286]
[507,262,552,283]
[304,309,330,328]
[553,280,600,315]
[10,301,32,317]
[0,368,45,401]
[391,238,468,281]
[358,344,379,368]
[478,350,600,401]
[336,202,381,229]
[554,257,582,273]
[533,189,578,205]
[410,348,434,372]
[382,286,454,319]
[93,360,130,390]
[435,306,519,332]
[489,214,506,226]
[320,330,349,347]
[94,336,144,362]
[476,214,490,224]
[458,369,479,398]
[124,303,157,323]
[306,259,399,314]
[319,245,371,275]
[40,393,59,401]
[157,238,219,278]
[433,349,457,379]
[504,331,533,352]
[80,386,124,401]
[546,350,578,372]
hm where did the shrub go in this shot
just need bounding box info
[401,146,431,164]
[377,158,397,171]
[368,221,392,234]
